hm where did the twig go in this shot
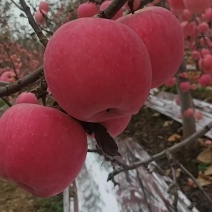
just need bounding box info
[1,97,12,107]
[19,0,48,47]
[166,151,179,212]
[178,162,212,204]
[108,121,212,179]
[136,169,152,212]
[10,0,23,11]
[96,0,128,19]
[0,66,44,98]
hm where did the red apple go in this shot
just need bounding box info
[202,54,212,74]
[191,50,200,60]
[164,77,176,87]
[100,115,131,138]
[198,74,212,87]
[0,104,87,197]
[34,10,44,24]
[0,71,16,82]
[183,108,194,118]
[197,22,209,34]
[180,82,190,92]
[16,92,39,104]
[183,0,211,14]
[117,6,184,88]
[39,1,49,13]
[77,3,98,18]
[100,1,123,20]
[44,18,152,122]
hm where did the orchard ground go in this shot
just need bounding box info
[0,89,211,211]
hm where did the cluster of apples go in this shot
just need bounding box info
[0,6,184,197]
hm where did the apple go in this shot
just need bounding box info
[196,22,209,34]
[183,0,211,14]
[198,74,212,87]
[0,104,87,197]
[183,108,194,118]
[44,18,152,122]
[39,1,49,14]
[99,115,131,138]
[164,77,176,87]
[0,71,16,82]
[191,50,200,60]
[180,82,190,92]
[16,92,39,104]
[34,10,44,24]
[205,8,212,22]
[77,3,98,18]
[182,9,192,21]
[100,1,123,20]
[202,54,212,74]
[117,6,184,88]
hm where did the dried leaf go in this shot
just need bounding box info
[197,148,212,164]
[167,134,181,142]
[197,176,211,187]
[204,165,212,176]
[94,124,121,157]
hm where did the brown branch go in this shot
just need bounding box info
[0,66,44,98]
[1,97,12,107]
[108,121,212,180]
[19,0,48,47]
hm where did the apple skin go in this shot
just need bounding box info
[39,1,49,13]
[168,0,185,10]
[0,104,87,197]
[117,6,184,88]
[16,92,39,104]
[77,3,98,18]
[89,115,131,138]
[44,18,152,122]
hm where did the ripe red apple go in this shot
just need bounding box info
[182,9,192,21]
[180,82,190,92]
[191,50,200,60]
[202,54,212,74]
[34,10,44,24]
[205,8,212,22]
[198,74,212,87]
[77,3,98,18]
[44,18,152,122]
[0,104,87,197]
[117,6,184,88]
[0,71,16,82]
[183,108,194,118]
[100,115,131,138]
[16,92,39,104]
[183,0,211,14]
[39,1,49,13]
[164,77,176,87]
[100,1,123,20]
[197,22,209,34]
